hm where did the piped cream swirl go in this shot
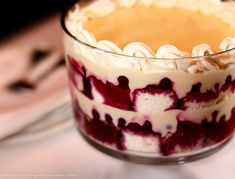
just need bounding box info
[220,37,235,51]
[156,45,187,58]
[96,40,122,53]
[84,0,116,18]
[123,42,154,58]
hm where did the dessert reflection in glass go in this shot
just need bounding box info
[61,0,235,163]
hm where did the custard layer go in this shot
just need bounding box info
[85,6,234,52]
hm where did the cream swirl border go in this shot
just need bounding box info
[66,0,235,73]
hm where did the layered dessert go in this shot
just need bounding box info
[62,0,235,158]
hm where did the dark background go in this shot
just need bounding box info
[0,0,77,39]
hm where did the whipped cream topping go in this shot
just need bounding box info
[123,42,154,58]
[220,37,235,51]
[65,0,235,73]
[156,45,187,58]
[192,44,214,57]
[84,0,116,19]
[96,40,122,53]
[77,30,97,46]
[116,0,138,8]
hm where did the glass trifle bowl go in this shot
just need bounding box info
[61,0,235,164]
